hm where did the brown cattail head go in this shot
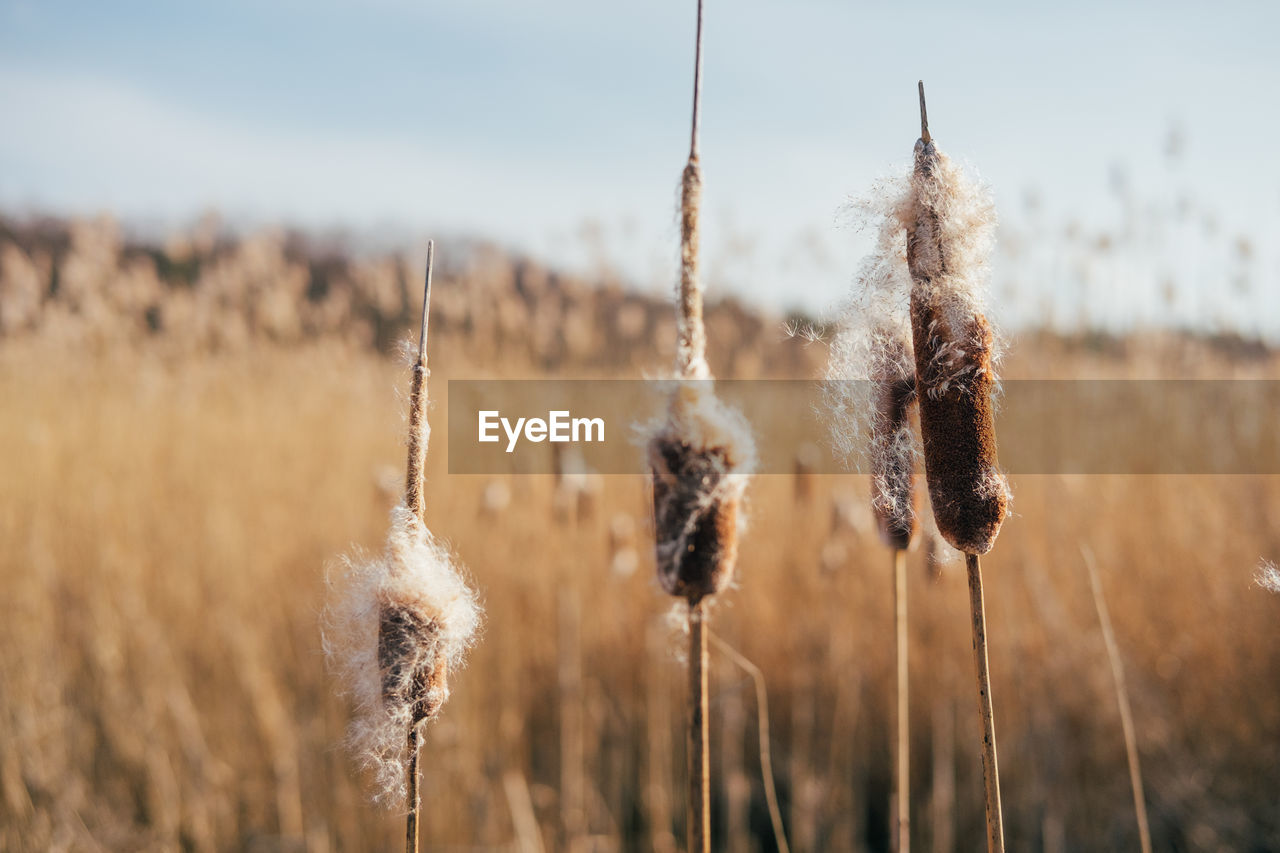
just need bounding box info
[649,7,753,602]
[324,506,481,806]
[905,106,1008,556]
[378,605,449,726]
[647,383,754,601]
[870,337,918,551]
[824,170,921,548]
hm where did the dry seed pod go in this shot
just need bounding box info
[378,605,449,726]
[870,338,918,551]
[905,108,1008,556]
[648,385,753,601]
[822,171,921,549]
[325,506,480,805]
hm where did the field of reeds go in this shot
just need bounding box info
[2,212,1279,852]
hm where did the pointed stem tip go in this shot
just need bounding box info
[689,0,705,159]
[417,240,433,363]
[918,80,931,144]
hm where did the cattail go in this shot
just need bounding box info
[824,162,921,551]
[647,0,754,603]
[905,84,1008,556]
[324,243,481,851]
[644,3,754,850]
[907,82,1006,853]
[327,507,480,803]
[825,148,922,853]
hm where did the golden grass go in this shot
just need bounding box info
[2,338,1279,851]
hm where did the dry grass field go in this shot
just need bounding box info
[2,219,1279,851]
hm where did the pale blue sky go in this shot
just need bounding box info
[2,0,1278,331]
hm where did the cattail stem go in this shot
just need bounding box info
[1081,545,1152,853]
[893,548,910,853]
[964,553,1003,853]
[689,0,704,159]
[403,241,435,853]
[688,598,710,853]
[405,724,420,853]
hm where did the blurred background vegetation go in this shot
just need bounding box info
[2,205,1279,850]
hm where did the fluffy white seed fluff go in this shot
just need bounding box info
[324,505,481,808]
[1257,560,1280,594]
[824,173,919,471]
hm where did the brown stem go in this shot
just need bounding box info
[1081,544,1152,853]
[689,0,704,160]
[893,548,910,853]
[964,553,1004,853]
[688,598,710,853]
[418,240,434,360]
[405,724,420,853]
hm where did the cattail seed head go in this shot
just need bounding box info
[905,135,1008,556]
[825,175,921,549]
[324,505,481,806]
[377,606,448,726]
[647,383,754,601]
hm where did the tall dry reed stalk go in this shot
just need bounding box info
[906,83,1009,853]
[645,3,754,849]
[324,242,481,853]
[709,632,790,853]
[1081,544,1151,853]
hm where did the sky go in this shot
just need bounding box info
[2,0,1279,332]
